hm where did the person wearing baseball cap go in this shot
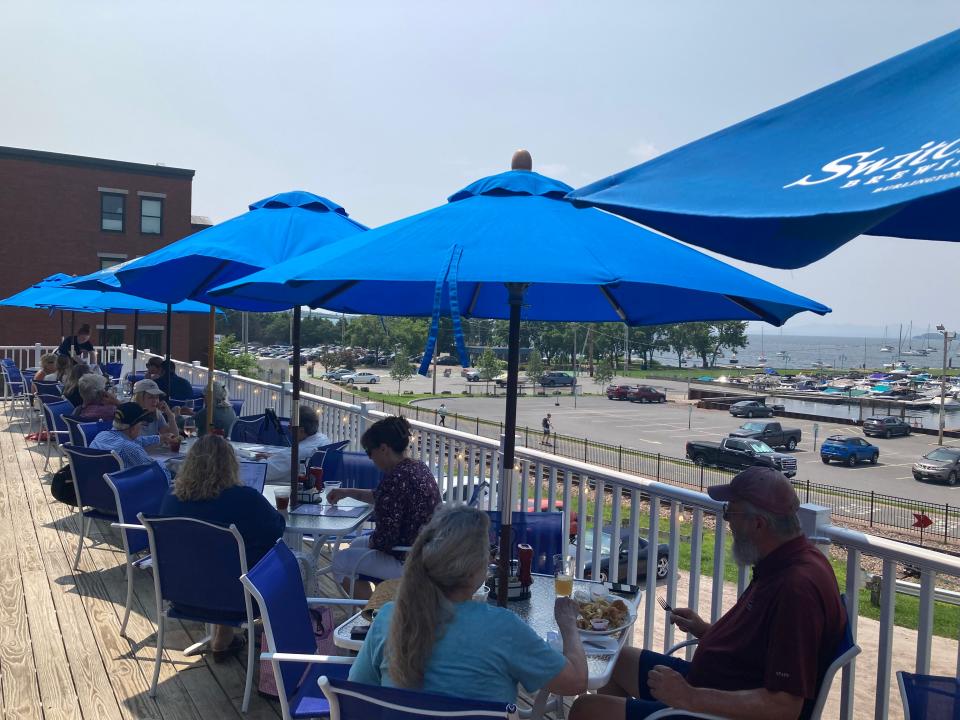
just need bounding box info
[133,378,180,438]
[570,467,845,720]
[90,402,172,482]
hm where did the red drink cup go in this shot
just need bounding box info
[308,466,324,491]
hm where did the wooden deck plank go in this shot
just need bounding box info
[1,429,84,720]
[0,427,46,719]
[11,434,125,720]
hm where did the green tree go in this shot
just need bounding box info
[213,335,259,377]
[526,350,546,387]
[664,325,693,368]
[477,348,505,382]
[594,357,615,387]
[712,321,749,366]
[390,354,414,394]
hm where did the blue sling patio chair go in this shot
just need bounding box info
[897,671,960,720]
[104,463,170,636]
[41,399,75,470]
[61,444,124,569]
[240,540,365,720]
[1,362,30,422]
[317,677,520,720]
[645,595,860,719]
[486,510,564,575]
[138,514,258,711]
[63,416,111,447]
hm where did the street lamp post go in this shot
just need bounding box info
[937,324,955,446]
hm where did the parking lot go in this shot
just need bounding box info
[409,391,957,508]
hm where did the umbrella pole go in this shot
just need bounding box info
[206,306,216,429]
[165,304,172,365]
[132,310,139,369]
[102,310,108,366]
[289,306,302,507]
[497,283,526,606]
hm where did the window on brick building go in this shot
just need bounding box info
[136,328,163,352]
[141,197,163,234]
[101,193,125,232]
[99,255,126,271]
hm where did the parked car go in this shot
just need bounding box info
[343,371,380,384]
[728,421,802,450]
[462,368,481,381]
[912,447,960,486]
[494,372,531,388]
[324,367,354,380]
[539,371,576,387]
[863,416,912,438]
[579,526,671,584]
[685,437,797,477]
[606,384,634,400]
[627,385,666,403]
[729,400,774,418]
[820,435,879,466]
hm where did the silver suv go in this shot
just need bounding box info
[540,371,576,387]
[913,447,960,486]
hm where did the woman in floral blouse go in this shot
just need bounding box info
[328,415,441,598]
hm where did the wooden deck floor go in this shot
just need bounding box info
[0,407,558,720]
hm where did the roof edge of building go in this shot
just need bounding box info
[0,145,195,178]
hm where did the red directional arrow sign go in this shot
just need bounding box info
[913,513,934,529]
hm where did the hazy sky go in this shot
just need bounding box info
[4,2,958,335]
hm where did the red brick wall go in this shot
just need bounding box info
[0,149,207,361]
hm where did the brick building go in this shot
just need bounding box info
[0,146,210,361]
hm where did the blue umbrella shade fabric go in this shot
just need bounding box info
[568,28,960,269]
[0,273,212,314]
[68,191,367,309]
[210,170,830,326]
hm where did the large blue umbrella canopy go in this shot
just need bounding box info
[568,28,960,269]
[67,190,368,308]
[1,273,212,314]
[210,170,830,325]
[208,164,830,605]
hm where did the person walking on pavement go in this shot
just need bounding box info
[438,403,448,427]
[541,413,553,445]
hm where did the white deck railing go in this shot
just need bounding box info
[5,343,960,719]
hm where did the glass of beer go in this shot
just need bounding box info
[274,487,291,512]
[553,554,574,597]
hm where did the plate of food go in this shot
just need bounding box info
[574,595,636,635]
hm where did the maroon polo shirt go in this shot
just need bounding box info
[686,536,845,711]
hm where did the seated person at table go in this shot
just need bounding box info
[62,364,91,407]
[263,405,330,483]
[54,354,74,383]
[74,374,121,422]
[159,434,285,660]
[90,402,174,482]
[147,357,194,403]
[349,505,587,704]
[568,467,845,720]
[133,379,179,436]
[33,353,59,383]
[56,323,95,359]
[328,415,441,598]
[197,382,237,437]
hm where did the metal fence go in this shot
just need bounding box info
[303,379,960,546]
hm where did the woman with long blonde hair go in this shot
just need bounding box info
[349,505,587,704]
[158,434,284,661]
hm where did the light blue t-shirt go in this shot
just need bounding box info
[348,600,566,704]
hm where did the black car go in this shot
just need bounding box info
[729,400,774,418]
[863,416,912,438]
[579,526,670,584]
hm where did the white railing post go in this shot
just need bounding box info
[798,503,832,554]
[228,370,239,400]
[359,401,377,440]
[34,342,42,367]
[281,381,293,419]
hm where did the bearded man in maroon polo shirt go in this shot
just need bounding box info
[569,467,845,720]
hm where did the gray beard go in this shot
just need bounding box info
[732,534,761,567]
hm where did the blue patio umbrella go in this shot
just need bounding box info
[208,156,830,603]
[1,272,214,365]
[568,28,960,269]
[67,190,368,503]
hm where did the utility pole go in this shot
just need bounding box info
[938,324,955,446]
[624,324,630,371]
[587,325,594,376]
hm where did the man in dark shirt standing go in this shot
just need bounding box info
[569,467,845,720]
[56,323,95,358]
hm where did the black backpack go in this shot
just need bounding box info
[50,464,77,506]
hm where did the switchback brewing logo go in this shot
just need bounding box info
[783,138,960,193]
